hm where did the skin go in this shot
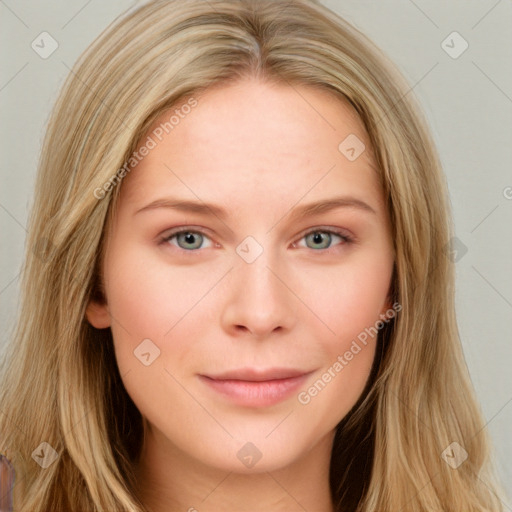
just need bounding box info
[86,76,395,512]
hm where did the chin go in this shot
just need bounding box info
[184,425,330,475]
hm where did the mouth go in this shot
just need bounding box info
[198,367,314,408]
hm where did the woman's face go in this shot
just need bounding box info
[87,77,395,473]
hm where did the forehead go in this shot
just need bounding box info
[119,77,382,211]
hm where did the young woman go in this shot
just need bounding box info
[0,0,506,510]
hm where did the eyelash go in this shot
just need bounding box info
[158,226,354,255]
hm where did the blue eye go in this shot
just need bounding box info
[161,230,213,250]
[160,227,352,253]
[298,229,352,250]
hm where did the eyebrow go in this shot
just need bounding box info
[134,195,377,219]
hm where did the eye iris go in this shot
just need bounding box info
[177,232,202,250]
[306,232,331,249]
[171,231,339,251]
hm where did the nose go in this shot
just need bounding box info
[220,252,297,340]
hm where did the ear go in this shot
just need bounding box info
[85,299,111,329]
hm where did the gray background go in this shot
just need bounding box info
[1,0,511,503]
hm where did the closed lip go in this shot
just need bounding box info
[201,367,311,382]
[198,367,315,407]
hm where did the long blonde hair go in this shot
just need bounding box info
[0,0,505,510]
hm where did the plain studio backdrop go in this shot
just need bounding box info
[0,0,511,503]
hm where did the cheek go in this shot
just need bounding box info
[102,250,175,366]
[290,253,392,412]
[102,249,204,422]
[103,245,227,376]
[104,245,208,334]
[298,252,392,349]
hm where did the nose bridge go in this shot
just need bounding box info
[220,242,296,337]
[240,252,279,302]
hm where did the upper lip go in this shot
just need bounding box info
[202,367,311,382]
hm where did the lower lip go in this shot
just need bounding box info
[199,374,310,408]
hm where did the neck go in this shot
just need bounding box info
[134,428,336,512]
